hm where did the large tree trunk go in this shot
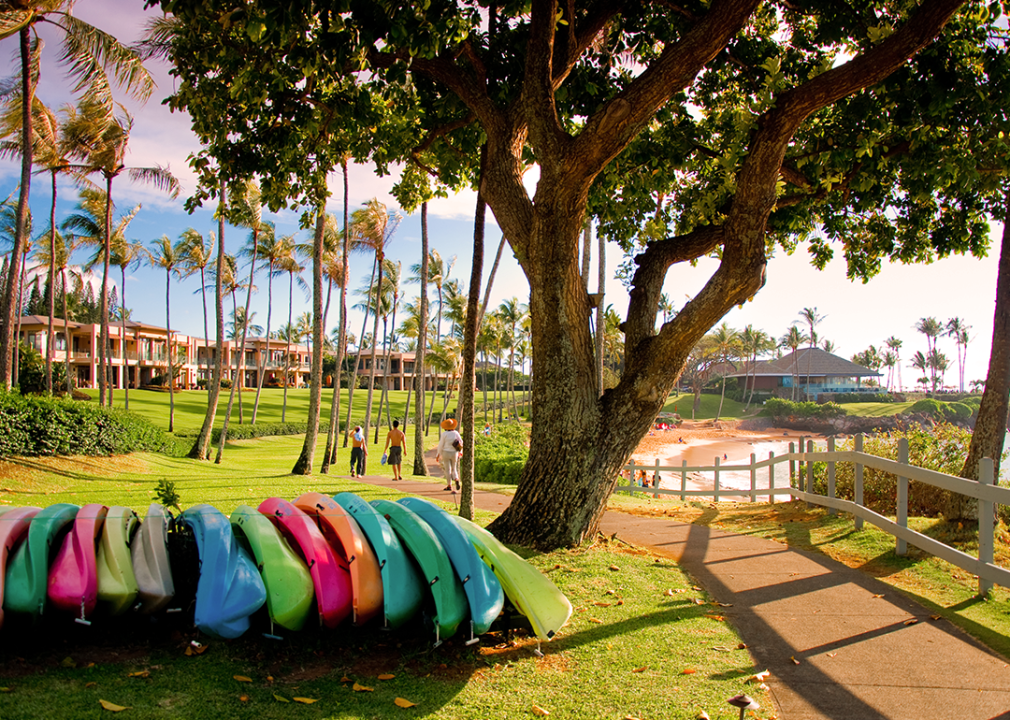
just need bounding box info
[293,203,327,474]
[412,202,430,475]
[0,28,33,391]
[956,194,1010,519]
[459,177,486,520]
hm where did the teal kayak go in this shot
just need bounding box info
[0,507,41,628]
[398,497,504,637]
[131,504,175,614]
[231,504,315,633]
[370,498,468,643]
[3,503,79,623]
[96,506,140,616]
[181,505,267,639]
[333,493,424,629]
[452,515,572,641]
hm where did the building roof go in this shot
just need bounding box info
[727,347,881,379]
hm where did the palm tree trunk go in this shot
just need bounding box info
[166,269,174,432]
[62,270,72,394]
[199,265,211,398]
[0,27,33,391]
[293,202,327,475]
[342,255,378,446]
[362,256,385,471]
[412,201,430,475]
[459,182,486,519]
[282,271,293,422]
[46,171,57,394]
[99,176,114,406]
[324,158,351,471]
[252,261,273,423]
[121,266,129,409]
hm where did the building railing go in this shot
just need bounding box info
[618,434,1008,598]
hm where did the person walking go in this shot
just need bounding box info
[436,418,463,491]
[350,425,367,477]
[383,419,406,481]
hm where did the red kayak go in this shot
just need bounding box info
[47,503,108,622]
[257,498,352,628]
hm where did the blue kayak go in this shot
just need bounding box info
[370,499,468,643]
[398,497,504,637]
[180,505,267,639]
[3,503,79,623]
[333,493,424,629]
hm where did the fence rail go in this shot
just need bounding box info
[618,435,1006,597]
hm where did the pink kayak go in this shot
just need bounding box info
[0,507,41,628]
[48,503,108,622]
[258,498,352,628]
[293,493,383,626]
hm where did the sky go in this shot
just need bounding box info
[0,3,1004,389]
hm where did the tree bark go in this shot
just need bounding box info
[412,202,430,476]
[956,192,1010,518]
[323,159,351,472]
[46,171,57,394]
[99,176,114,407]
[343,255,378,446]
[293,202,327,474]
[0,27,33,391]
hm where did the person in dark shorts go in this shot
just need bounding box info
[383,420,406,481]
[350,425,367,477]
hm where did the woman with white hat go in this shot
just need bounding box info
[435,418,463,491]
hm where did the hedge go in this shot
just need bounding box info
[473,422,529,485]
[761,398,846,419]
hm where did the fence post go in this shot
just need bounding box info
[896,438,909,556]
[827,436,836,515]
[654,458,661,496]
[789,441,796,487]
[806,439,815,508]
[680,460,687,502]
[978,457,994,597]
[768,451,776,504]
[854,434,864,530]
[750,453,757,503]
[714,456,721,502]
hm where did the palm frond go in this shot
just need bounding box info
[137,15,180,62]
[0,10,33,42]
[52,13,154,103]
[128,165,180,198]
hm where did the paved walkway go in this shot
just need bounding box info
[351,469,1010,720]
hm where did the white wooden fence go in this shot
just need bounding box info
[619,434,1010,597]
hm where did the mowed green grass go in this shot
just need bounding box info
[660,392,751,420]
[841,401,916,416]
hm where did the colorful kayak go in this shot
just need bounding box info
[131,504,175,614]
[258,498,352,629]
[452,515,572,641]
[231,504,315,633]
[292,492,383,626]
[95,506,140,616]
[370,499,468,642]
[0,507,41,628]
[181,504,267,639]
[4,503,79,622]
[333,493,424,629]
[48,503,108,621]
[398,497,504,637]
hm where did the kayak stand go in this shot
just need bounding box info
[465,621,479,646]
[76,600,91,626]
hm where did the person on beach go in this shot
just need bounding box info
[383,420,406,481]
[436,418,463,491]
[350,425,367,477]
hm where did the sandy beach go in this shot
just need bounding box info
[629,420,823,498]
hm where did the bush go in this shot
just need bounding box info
[473,421,529,485]
[16,342,73,395]
[810,423,991,516]
[830,392,894,404]
[942,402,973,421]
[762,398,845,419]
[0,389,172,457]
[212,421,310,443]
[906,398,945,418]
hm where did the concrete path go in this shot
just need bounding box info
[351,472,1010,719]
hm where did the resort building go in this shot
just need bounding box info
[347,349,449,391]
[725,347,882,401]
[15,315,312,390]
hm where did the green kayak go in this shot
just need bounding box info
[452,515,572,641]
[96,506,140,616]
[370,499,468,643]
[231,504,315,633]
[3,503,79,623]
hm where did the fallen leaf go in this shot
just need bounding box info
[663,589,674,597]
[608,565,620,572]
[631,666,648,673]
[273,694,290,703]
[533,704,550,716]
[606,589,616,595]
[99,699,130,712]
[692,598,704,605]
[234,675,253,683]
[624,716,642,720]
[703,614,725,622]
[394,697,417,708]
[617,600,624,605]
[827,653,837,658]
[748,671,770,683]
[85,682,97,689]
[593,602,611,607]
[239,695,249,702]
[737,643,748,650]
[697,711,711,720]
[353,683,374,692]
[711,646,733,652]
[61,657,77,668]
[872,593,885,598]
[903,618,918,626]
[293,697,319,704]
[378,673,396,680]
[930,615,941,621]
[681,668,697,675]
[340,676,352,683]
[128,670,150,678]
[711,602,733,607]
[790,656,801,665]
[0,687,11,693]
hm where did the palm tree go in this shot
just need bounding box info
[910,350,929,392]
[147,234,182,431]
[64,106,179,406]
[0,1,154,389]
[276,245,305,422]
[946,317,970,393]
[411,201,431,474]
[178,228,214,394]
[374,259,401,443]
[927,348,950,391]
[710,323,740,420]
[110,237,143,407]
[915,317,943,391]
[248,225,283,423]
[497,297,525,420]
[821,339,836,354]
[797,307,824,400]
[31,227,79,393]
[658,293,675,326]
[740,325,772,409]
[882,350,897,391]
[885,336,903,392]
[779,325,808,400]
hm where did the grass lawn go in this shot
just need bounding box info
[660,392,753,421]
[0,437,770,720]
[840,401,916,417]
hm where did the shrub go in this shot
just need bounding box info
[473,421,529,485]
[0,390,171,457]
[212,421,310,443]
[830,392,894,404]
[942,402,973,421]
[16,342,73,395]
[906,398,945,418]
[810,423,991,516]
[762,398,845,419]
